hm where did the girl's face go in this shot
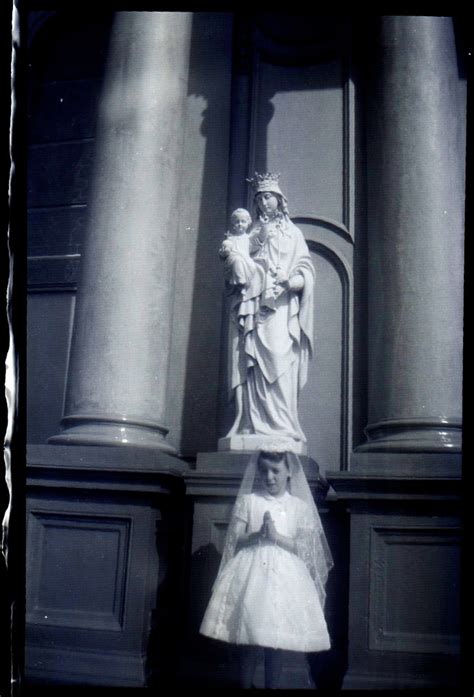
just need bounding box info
[257,455,289,497]
[256,192,279,218]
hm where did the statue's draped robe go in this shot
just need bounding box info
[226,219,315,442]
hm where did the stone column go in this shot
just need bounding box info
[358,16,465,453]
[49,12,192,452]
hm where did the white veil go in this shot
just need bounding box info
[217,446,334,609]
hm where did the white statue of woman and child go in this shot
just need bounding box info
[199,173,333,689]
[217,171,314,455]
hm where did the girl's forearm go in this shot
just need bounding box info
[237,531,262,549]
[274,533,297,554]
[236,528,297,554]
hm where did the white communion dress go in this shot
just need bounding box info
[200,490,331,652]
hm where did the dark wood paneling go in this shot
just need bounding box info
[27,293,75,443]
[28,141,94,209]
[28,206,87,257]
[28,256,80,291]
[29,79,102,145]
[27,511,131,631]
[26,15,109,445]
[343,503,461,689]
[29,15,111,83]
[25,486,162,686]
[369,525,460,654]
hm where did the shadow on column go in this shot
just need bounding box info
[179,13,235,456]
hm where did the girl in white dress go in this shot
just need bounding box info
[200,444,333,688]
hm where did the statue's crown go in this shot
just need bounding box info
[247,171,288,198]
[246,171,281,193]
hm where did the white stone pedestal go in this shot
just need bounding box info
[217,434,307,455]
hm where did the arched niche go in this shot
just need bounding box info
[296,220,353,472]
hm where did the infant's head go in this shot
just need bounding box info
[229,208,252,235]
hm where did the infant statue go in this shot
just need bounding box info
[219,208,263,301]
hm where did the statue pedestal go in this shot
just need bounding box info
[217,434,307,455]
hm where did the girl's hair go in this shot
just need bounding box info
[258,449,289,468]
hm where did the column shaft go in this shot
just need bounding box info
[361,16,465,452]
[50,12,193,451]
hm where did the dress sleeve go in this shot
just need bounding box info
[232,493,249,523]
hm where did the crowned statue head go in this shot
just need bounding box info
[246,171,290,221]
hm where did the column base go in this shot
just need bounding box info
[355,417,462,453]
[218,434,307,455]
[48,414,177,454]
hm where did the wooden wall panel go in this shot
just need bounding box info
[27,511,131,631]
[369,525,460,654]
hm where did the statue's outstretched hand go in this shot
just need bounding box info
[273,270,289,285]
[258,223,271,243]
[272,272,304,298]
